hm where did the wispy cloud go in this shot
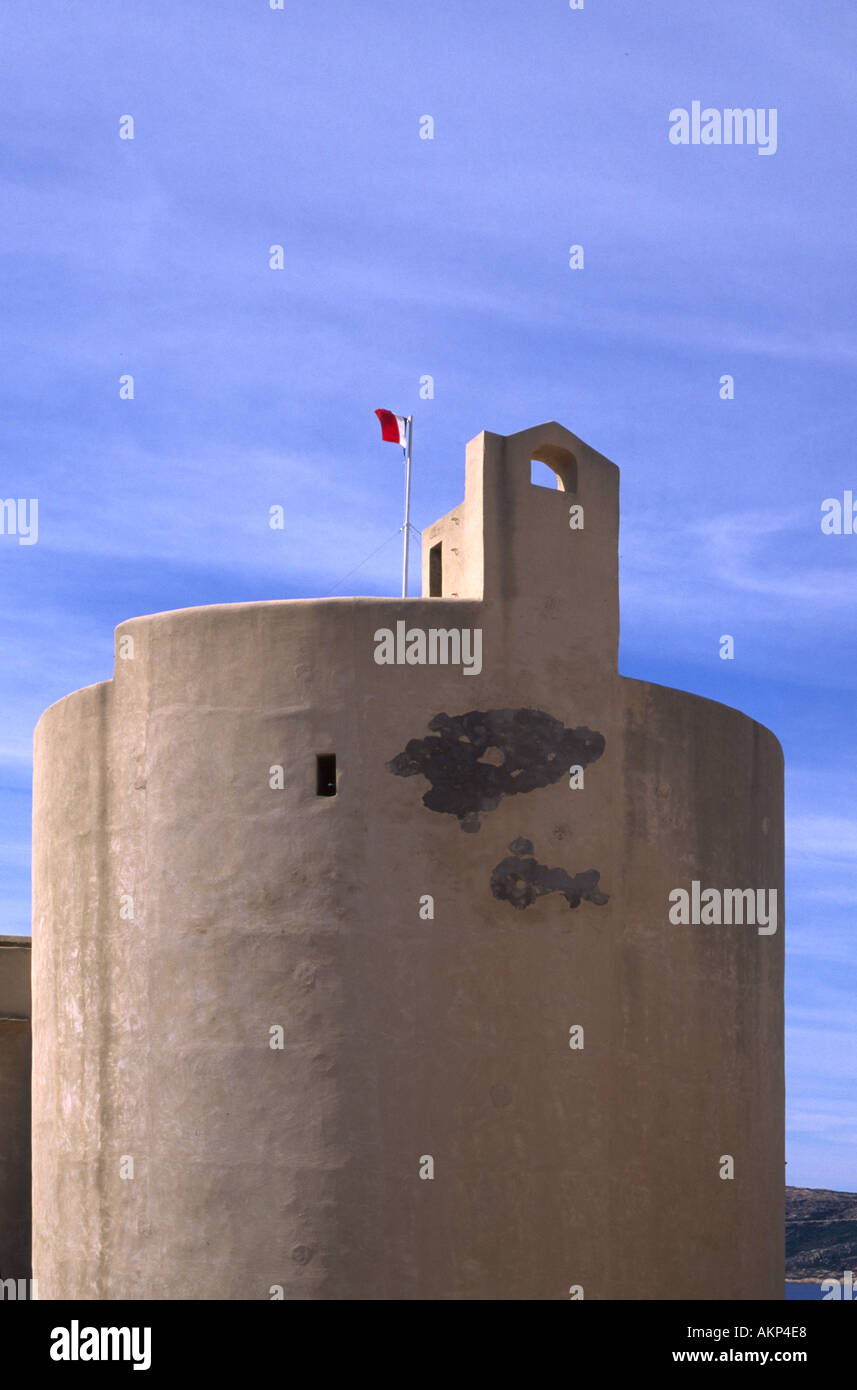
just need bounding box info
[788,815,857,862]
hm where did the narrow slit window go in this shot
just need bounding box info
[316,754,337,796]
[429,542,443,596]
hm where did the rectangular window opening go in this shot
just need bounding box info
[316,753,337,797]
[429,542,443,597]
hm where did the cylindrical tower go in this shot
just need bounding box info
[32,423,784,1299]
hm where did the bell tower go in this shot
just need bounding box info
[421,421,619,672]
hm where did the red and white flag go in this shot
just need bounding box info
[375,408,408,448]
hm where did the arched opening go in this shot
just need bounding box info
[530,460,560,489]
[529,444,578,493]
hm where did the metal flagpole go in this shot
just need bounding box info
[401,416,413,598]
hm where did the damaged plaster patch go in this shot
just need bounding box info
[387,708,605,832]
[491,837,609,911]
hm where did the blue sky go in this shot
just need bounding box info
[1,0,855,1191]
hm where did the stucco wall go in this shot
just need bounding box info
[0,937,32,1287]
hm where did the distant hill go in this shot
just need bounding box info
[787,1187,857,1279]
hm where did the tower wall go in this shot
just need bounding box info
[31,423,784,1299]
[0,937,32,1288]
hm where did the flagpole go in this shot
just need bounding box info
[401,416,413,598]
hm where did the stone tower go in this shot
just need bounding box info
[31,422,784,1299]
